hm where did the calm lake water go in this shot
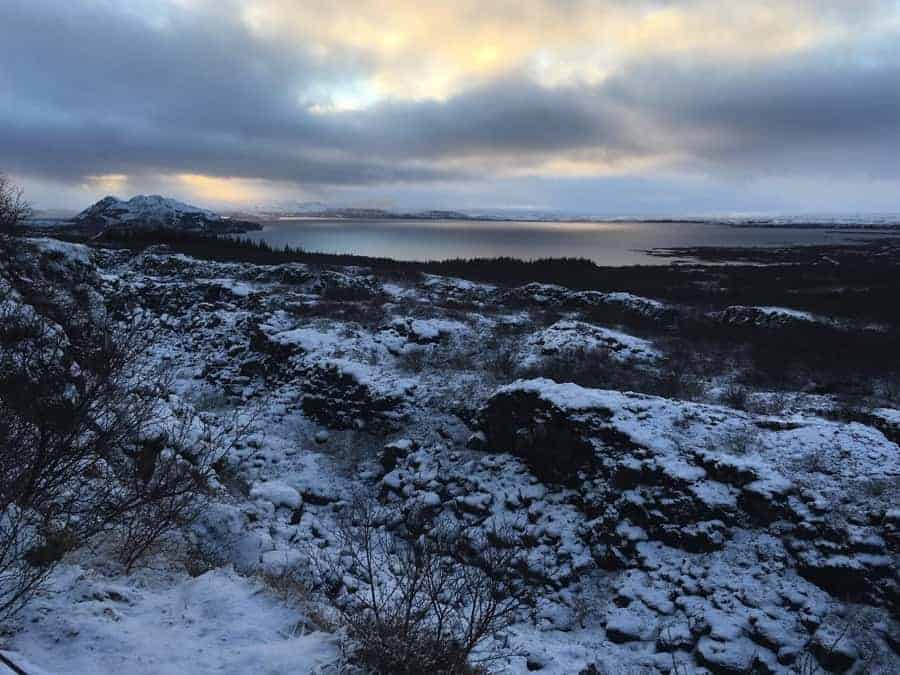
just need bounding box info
[237,219,891,266]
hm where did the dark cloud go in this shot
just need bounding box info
[602,45,900,176]
[1,0,634,183]
[3,0,900,207]
[331,78,636,158]
[0,0,433,185]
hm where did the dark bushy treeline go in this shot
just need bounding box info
[85,228,900,324]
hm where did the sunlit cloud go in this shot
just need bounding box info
[83,174,130,194]
[173,174,270,204]
[241,0,856,102]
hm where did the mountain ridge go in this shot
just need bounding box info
[73,194,261,233]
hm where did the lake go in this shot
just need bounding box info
[236,218,893,266]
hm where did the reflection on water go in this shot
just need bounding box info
[236,219,888,266]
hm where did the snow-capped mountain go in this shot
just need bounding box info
[74,195,261,232]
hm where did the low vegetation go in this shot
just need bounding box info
[0,173,30,234]
[311,496,524,674]
[0,238,237,619]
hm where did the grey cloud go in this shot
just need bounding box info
[0,0,411,184]
[603,46,900,175]
[325,77,646,160]
[3,0,900,197]
[2,0,634,182]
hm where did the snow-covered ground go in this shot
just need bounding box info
[4,564,337,675]
[1,238,898,674]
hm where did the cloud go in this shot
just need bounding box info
[600,40,900,177]
[241,0,865,99]
[3,0,900,210]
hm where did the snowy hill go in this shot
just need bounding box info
[74,195,261,233]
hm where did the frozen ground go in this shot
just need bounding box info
[1,237,898,674]
[4,564,337,675]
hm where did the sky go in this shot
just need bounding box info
[3,0,900,215]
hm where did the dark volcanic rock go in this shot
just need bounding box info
[696,637,759,674]
[475,381,746,562]
[476,384,621,482]
[301,361,405,433]
[379,438,418,473]
[810,624,859,672]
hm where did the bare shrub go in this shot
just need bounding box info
[180,540,227,578]
[397,342,473,373]
[110,396,252,571]
[523,348,612,388]
[314,496,524,674]
[878,376,900,407]
[259,565,315,606]
[654,348,703,401]
[319,285,366,302]
[0,174,31,233]
[520,345,703,401]
[832,392,874,423]
[748,391,789,416]
[288,298,386,329]
[0,272,244,618]
[0,300,150,615]
[720,383,749,410]
[482,343,519,381]
[398,345,429,373]
[433,343,474,371]
[794,651,821,675]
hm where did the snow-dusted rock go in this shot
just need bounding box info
[249,480,302,510]
[604,603,659,643]
[476,378,900,614]
[379,438,418,473]
[504,283,672,321]
[696,636,759,674]
[389,317,471,344]
[521,320,659,366]
[712,304,833,329]
[301,359,408,433]
[811,623,860,672]
[6,237,899,675]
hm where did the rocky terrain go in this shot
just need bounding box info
[1,235,898,674]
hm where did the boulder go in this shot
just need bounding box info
[301,360,405,433]
[605,604,658,643]
[476,380,628,482]
[811,624,859,672]
[696,637,759,674]
[379,438,418,473]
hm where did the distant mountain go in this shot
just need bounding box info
[247,204,477,221]
[74,195,261,233]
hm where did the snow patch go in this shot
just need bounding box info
[8,566,337,675]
